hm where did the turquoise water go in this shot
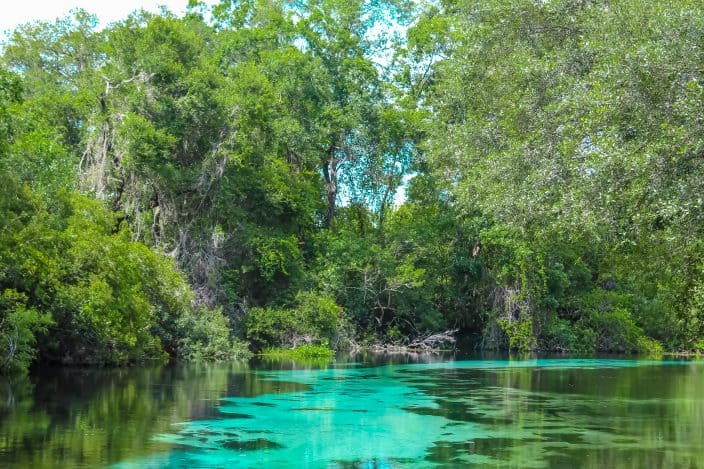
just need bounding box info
[2,356,704,467]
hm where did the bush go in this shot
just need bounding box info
[694,340,704,355]
[586,308,643,353]
[636,336,664,355]
[683,282,704,349]
[542,317,596,354]
[178,307,252,361]
[0,175,243,369]
[0,290,52,374]
[497,318,536,352]
[245,291,343,349]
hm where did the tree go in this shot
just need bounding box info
[411,0,704,350]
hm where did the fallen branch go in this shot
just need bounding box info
[407,329,459,351]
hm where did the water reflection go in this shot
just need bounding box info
[408,362,704,467]
[0,364,251,468]
[0,357,703,468]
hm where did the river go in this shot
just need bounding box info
[1,354,703,468]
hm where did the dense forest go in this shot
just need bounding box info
[2,0,704,373]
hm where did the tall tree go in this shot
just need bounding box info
[412,0,704,348]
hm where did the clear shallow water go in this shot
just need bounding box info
[1,356,703,468]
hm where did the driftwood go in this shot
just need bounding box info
[407,329,459,351]
[344,329,459,354]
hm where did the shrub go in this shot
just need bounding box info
[636,336,664,355]
[683,282,704,349]
[0,290,52,374]
[498,317,536,352]
[541,317,596,354]
[0,175,242,369]
[178,307,252,361]
[586,308,643,353]
[245,292,343,349]
[694,340,704,355]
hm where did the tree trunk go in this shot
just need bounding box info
[322,145,338,228]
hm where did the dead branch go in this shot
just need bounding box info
[407,329,459,351]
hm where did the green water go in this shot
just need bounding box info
[1,356,703,468]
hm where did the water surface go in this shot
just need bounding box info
[1,356,703,468]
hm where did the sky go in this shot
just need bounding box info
[0,0,218,35]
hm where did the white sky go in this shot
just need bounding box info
[0,1,219,35]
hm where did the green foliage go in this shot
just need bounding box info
[245,292,343,349]
[177,307,252,361]
[497,318,536,353]
[0,68,22,152]
[584,308,644,353]
[0,290,52,374]
[2,0,704,366]
[0,171,236,372]
[682,280,704,348]
[693,340,704,355]
[636,336,664,356]
[409,0,704,352]
[260,344,335,362]
[541,317,596,355]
